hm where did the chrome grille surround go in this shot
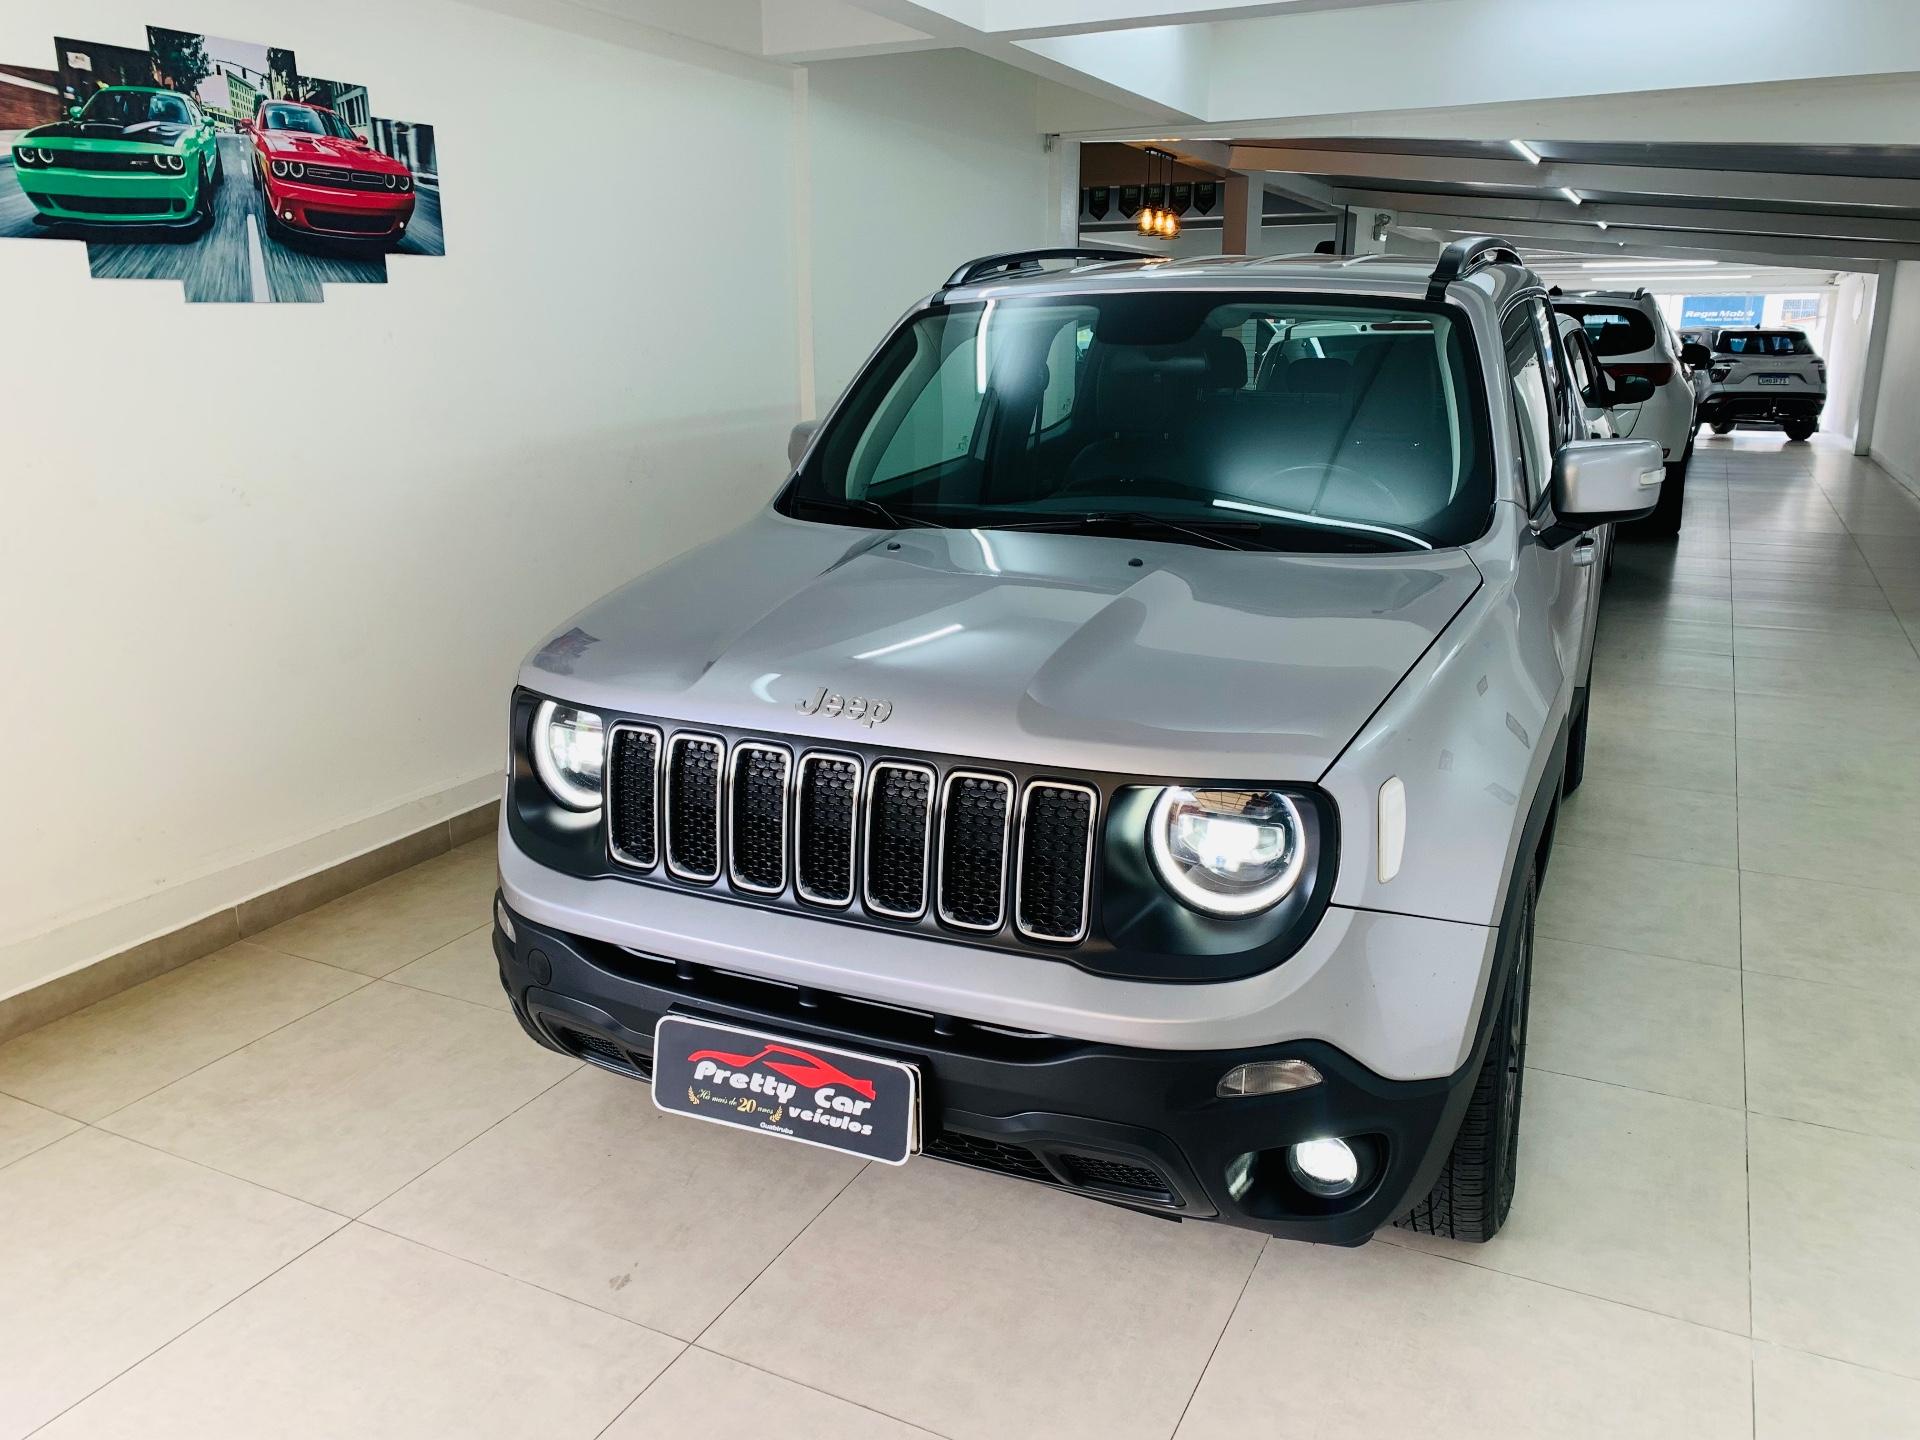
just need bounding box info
[663,732,725,883]
[794,751,863,908]
[1014,780,1100,945]
[604,722,663,871]
[862,760,936,920]
[936,770,1014,932]
[726,741,792,895]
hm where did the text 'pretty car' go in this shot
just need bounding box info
[11,86,223,232]
[249,100,413,247]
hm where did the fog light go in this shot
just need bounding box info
[494,897,516,944]
[1217,1059,1323,1098]
[1287,1137,1359,1197]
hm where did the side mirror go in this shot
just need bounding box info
[68,105,83,119]
[1540,439,1664,546]
[1609,373,1657,405]
[1681,341,1712,369]
[787,420,818,471]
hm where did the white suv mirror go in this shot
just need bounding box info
[1541,439,1664,546]
[788,420,818,471]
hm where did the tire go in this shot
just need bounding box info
[1561,690,1589,796]
[1395,863,1536,1243]
[1783,421,1816,442]
[189,159,215,233]
[1710,421,1736,436]
[213,145,225,187]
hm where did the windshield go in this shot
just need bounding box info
[261,104,353,139]
[1716,330,1813,356]
[82,90,192,128]
[785,293,1492,551]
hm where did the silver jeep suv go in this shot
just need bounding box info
[493,238,1664,1245]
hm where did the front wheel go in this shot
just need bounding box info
[1710,421,1736,436]
[1783,420,1816,442]
[1639,459,1687,536]
[1394,863,1536,1243]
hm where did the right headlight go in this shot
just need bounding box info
[531,699,605,811]
[1147,787,1307,917]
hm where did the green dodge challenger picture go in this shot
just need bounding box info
[11,85,223,231]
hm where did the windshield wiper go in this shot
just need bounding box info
[980,511,1265,552]
[790,494,940,530]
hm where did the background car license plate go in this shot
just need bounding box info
[651,1015,920,1164]
[1759,375,1790,385]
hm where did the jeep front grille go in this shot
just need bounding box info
[1015,783,1098,943]
[663,734,723,882]
[864,762,934,919]
[606,725,1100,947]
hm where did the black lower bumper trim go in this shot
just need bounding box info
[1699,395,1824,424]
[494,901,1481,1244]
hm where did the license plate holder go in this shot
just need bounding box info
[1758,375,1791,386]
[651,1015,920,1164]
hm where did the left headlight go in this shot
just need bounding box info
[531,699,605,811]
[1147,787,1307,917]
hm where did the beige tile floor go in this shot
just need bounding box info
[4,432,1920,1438]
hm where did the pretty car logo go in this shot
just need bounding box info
[795,686,893,727]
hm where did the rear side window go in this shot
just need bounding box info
[1716,330,1813,356]
[1556,303,1658,357]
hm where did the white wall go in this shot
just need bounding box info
[804,48,1058,413]
[0,8,1070,1002]
[0,0,803,997]
[1869,262,1920,487]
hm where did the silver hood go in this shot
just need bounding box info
[519,509,1481,780]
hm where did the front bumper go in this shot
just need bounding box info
[493,898,1484,1244]
[264,177,414,238]
[17,167,198,225]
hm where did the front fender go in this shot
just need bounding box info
[1319,505,1568,927]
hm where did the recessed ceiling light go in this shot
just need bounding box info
[1584,259,1717,270]
[1560,188,1582,205]
[1595,219,1609,230]
[1509,139,1543,164]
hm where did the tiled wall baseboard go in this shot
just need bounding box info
[0,802,499,1045]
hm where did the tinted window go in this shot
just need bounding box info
[1556,302,1658,357]
[788,294,1494,551]
[82,90,192,127]
[1716,330,1813,356]
[259,104,352,139]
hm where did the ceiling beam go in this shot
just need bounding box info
[1332,188,1920,246]
[1232,145,1920,210]
[1389,213,1887,270]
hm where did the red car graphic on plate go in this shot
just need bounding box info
[250,99,414,246]
[685,1042,878,1100]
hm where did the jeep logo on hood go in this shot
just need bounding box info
[795,686,892,727]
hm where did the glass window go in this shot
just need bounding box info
[83,90,192,127]
[1715,330,1813,356]
[1556,302,1658,357]
[789,293,1494,552]
[1505,307,1555,507]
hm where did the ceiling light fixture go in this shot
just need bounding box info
[1560,188,1583,205]
[1135,146,1180,240]
[1595,219,1609,230]
[1509,139,1543,165]
[1584,259,1717,270]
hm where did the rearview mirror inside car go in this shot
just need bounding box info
[788,420,819,471]
[1540,439,1665,547]
[1609,373,1657,406]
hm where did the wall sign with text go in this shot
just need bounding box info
[1,24,444,302]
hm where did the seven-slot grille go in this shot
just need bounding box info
[606,728,1098,945]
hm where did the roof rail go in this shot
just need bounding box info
[945,246,1141,289]
[1425,235,1525,302]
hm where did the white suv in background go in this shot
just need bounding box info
[1552,291,1703,533]
[1692,328,1826,442]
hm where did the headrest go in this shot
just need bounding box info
[1093,352,1206,432]
[1287,358,1353,395]
[1202,334,1248,391]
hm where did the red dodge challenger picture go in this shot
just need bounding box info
[249,100,414,246]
